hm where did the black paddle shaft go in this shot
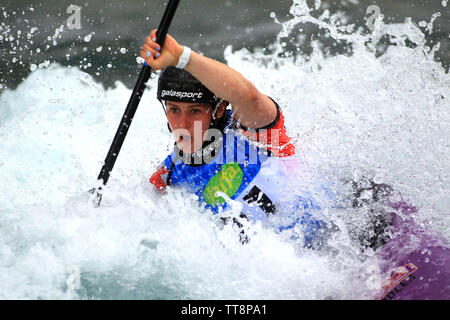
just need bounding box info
[94,0,180,200]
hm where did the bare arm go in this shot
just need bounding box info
[140,29,277,129]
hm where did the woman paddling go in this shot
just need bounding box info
[140,29,332,248]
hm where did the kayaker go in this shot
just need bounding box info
[140,29,331,247]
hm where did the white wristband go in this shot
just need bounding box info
[175,46,191,69]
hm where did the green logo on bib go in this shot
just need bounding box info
[203,163,244,206]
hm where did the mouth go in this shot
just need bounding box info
[177,134,192,143]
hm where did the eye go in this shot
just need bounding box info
[168,106,179,113]
[191,109,202,115]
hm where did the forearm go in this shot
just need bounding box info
[185,50,276,128]
[184,51,257,110]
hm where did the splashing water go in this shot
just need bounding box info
[0,0,449,299]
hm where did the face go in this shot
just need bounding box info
[165,101,214,154]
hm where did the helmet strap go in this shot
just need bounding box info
[211,99,223,121]
[158,99,172,133]
[158,99,167,113]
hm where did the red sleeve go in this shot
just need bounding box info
[149,164,168,190]
[240,107,296,157]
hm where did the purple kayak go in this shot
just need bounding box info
[375,199,450,300]
[345,180,449,300]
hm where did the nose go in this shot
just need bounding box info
[179,112,191,129]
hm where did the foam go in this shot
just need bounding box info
[0,0,448,299]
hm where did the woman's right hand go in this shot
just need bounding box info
[140,29,184,70]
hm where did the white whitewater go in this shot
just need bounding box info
[0,0,448,299]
